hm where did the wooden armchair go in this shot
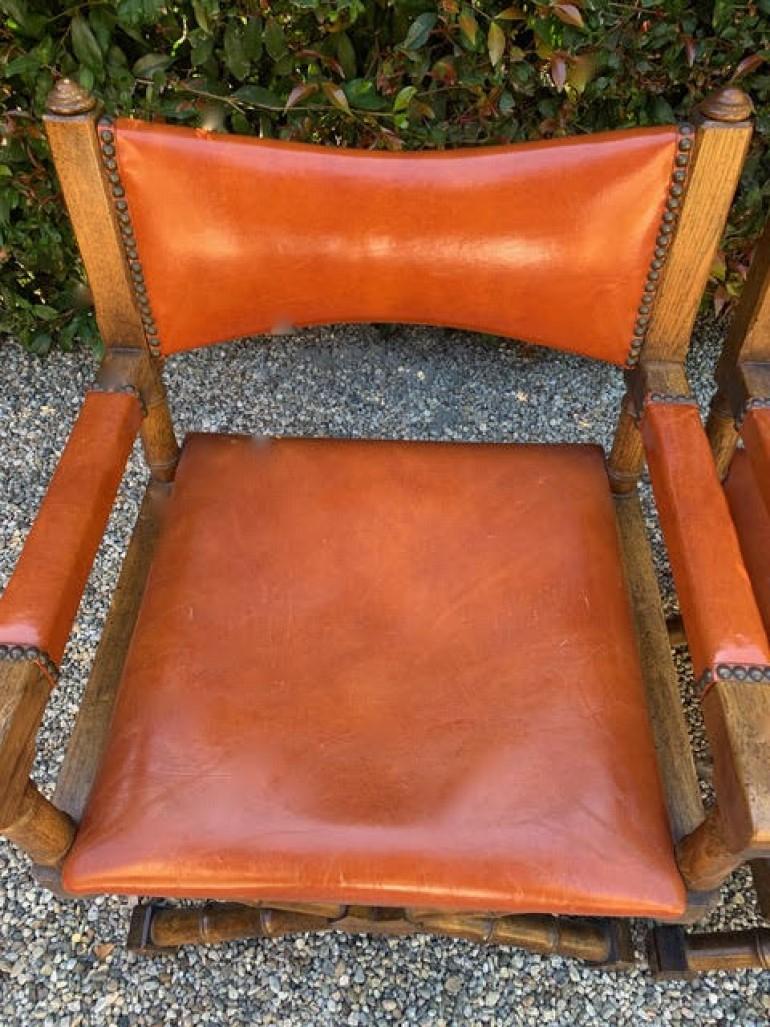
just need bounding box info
[2,78,769,974]
[705,215,770,948]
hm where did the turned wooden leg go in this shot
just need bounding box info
[1,781,75,866]
[676,806,744,893]
[608,394,645,495]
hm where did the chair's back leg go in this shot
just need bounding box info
[44,80,179,481]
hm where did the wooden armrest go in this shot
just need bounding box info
[641,397,770,853]
[0,386,143,675]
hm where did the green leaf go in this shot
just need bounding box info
[115,0,165,27]
[33,304,58,321]
[70,15,103,72]
[336,32,357,79]
[393,85,417,112]
[224,20,250,80]
[343,78,387,111]
[488,21,505,67]
[243,17,262,61]
[264,18,287,61]
[402,13,437,51]
[192,0,219,34]
[4,53,40,77]
[132,53,172,78]
[231,84,282,108]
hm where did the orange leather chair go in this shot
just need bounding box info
[1,78,769,974]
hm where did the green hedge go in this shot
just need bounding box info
[1,1,769,353]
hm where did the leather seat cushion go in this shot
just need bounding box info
[725,449,770,631]
[63,435,685,917]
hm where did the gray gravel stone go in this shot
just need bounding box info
[1,319,769,1024]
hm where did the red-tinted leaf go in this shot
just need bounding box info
[731,53,765,81]
[682,36,696,68]
[285,83,318,110]
[431,57,458,84]
[321,81,350,113]
[712,284,729,318]
[550,54,568,90]
[553,4,585,29]
[488,21,506,67]
[459,9,479,46]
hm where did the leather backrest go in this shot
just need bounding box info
[112,119,678,364]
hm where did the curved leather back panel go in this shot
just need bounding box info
[115,120,677,363]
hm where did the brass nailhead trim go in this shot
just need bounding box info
[89,382,148,416]
[97,117,162,358]
[644,392,697,408]
[698,662,770,698]
[625,123,693,369]
[0,644,59,683]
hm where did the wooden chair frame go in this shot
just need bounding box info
[1,79,770,975]
[705,215,770,938]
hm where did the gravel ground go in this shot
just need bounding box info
[1,321,769,1026]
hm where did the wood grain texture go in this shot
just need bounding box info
[95,349,179,480]
[702,679,770,851]
[54,481,170,821]
[134,903,618,963]
[705,390,740,480]
[676,806,744,893]
[643,117,751,362]
[2,781,75,867]
[44,108,146,350]
[614,493,704,843]
[0,662,52,827]
[608,396,645,494]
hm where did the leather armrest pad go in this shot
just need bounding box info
[0,391,142,670]
[642,400,770,679]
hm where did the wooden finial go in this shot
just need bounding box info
[46,78,97,117]
[697,87,753,123]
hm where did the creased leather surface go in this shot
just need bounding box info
[0,392,141,665]
[64,435,683,916]
[642,402,770,678]
[725,449,770,633]
[115,120,676,364]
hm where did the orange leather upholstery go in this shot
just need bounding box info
[0,391,142,670]
[725,449,770,632]
[63,435,685,917]
[115,120,677,364]
[641,401,770,680]
[740,407,770,517]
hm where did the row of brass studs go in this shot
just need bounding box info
[626,124,694,368]
[88,382,148,416]
[644,392,697,407]
[97,117,162,358]
[698,662,770,697]
[0,644,59,683]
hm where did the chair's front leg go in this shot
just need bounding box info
[0,659,75,866]
[0,359,149,867]
[639,389,770,891]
